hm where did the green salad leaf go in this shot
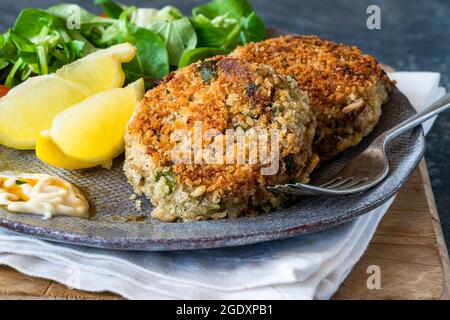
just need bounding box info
[48,4,115,25]
[0,58,9,71]
[240,12,267,44]
[118,6,196,67]
[192,0,253,20]
[96,8,169,89]
[191,13,241,49]
[123,26,170,89]
[178,47,230,68]
[0,8,100,87]
[47,4,113,53]
[94,0,124,19]
[130,6,183,26]
[147,17,197,66]
[0,33,18,62]
[12,9,66,41]
[191,0,266,52]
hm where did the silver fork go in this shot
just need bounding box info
[268,93,450,196]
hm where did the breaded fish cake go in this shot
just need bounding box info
[124,56,317,221]
[232,35,392,160]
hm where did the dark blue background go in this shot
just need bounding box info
[1,0,449,252]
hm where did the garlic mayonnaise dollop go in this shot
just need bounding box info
[0,173,89,219]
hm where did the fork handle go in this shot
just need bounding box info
[384,92,450,143]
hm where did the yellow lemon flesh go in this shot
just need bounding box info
[56,43,136,95]
[36,133,101,170]
[36,79,144,169]
[0,75,90,150]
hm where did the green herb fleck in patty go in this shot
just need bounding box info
[155,171,177,194]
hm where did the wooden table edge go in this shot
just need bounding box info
[420,159,450,300]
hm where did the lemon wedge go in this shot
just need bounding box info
[36,79,145,169]
[36,133,100,170]
[0,75,90,150]
[56,43,136,95]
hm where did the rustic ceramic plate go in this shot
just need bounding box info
[0,85,424,251]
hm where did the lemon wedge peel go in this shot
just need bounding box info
[36,132,102,170]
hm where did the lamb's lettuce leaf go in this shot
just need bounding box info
[191,0,266,50]
[96,8,170,89]
[147,17,197,66]
[94,0,124,19]
[192,0,253,20]
[178,47,230,68]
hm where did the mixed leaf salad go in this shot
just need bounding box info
[0,0,267,91]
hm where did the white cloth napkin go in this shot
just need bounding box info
[0,72,445,300]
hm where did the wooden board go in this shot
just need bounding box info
[334,160,450,300]
[0,160,449,300]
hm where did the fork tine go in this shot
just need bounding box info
[324,177,353,189]
[320,176,343,188]
[332,177,368,190]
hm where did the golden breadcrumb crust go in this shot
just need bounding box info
[127,56,316,195]
[232,35,392,159]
